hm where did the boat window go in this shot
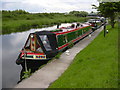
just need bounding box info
[24,34,44,53]
[39,35,52,51]
[63,35,68,43]
[36,40,43,53]
[30,34,36,51]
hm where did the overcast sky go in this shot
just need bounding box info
[1,0,99,13]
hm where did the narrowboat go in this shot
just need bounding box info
[16,22,94,66]
[87,19,104,31]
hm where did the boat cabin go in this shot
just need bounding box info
[20,31,58,60]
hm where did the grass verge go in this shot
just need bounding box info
[49,24,118,88]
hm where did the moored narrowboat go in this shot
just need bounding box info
[87,19,105,31]
[16,22,93,65]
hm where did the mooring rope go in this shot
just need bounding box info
[24,48,28,72]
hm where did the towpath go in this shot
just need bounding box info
[15,26,103,88]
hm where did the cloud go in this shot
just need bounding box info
[1,0,22,2]
[1,0,99,13]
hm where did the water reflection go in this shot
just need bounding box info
[2,32,28,88]
[2,23,72,88]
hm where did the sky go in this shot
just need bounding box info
[1,0,99,13]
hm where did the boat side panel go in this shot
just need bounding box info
[57,26,92,51]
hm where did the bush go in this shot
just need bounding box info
[68,42,74,49]
[54,52,62,59]
[22,69,31,79]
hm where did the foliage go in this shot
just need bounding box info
[2,10,91,34]
[88,11,98,16]
[54,52,62,59]
[22,69,32,79]
[2,9,29,14]
[68,41,74,49]
[69,11,88,17]
[92,1,120,28]
[49,24,118,88]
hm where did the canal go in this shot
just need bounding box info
[1,23,71,88]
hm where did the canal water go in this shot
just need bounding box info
[1,23,72,88]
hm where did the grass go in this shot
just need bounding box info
[49,24,118,88]
[118,19,120,88]
[2,11,92,35]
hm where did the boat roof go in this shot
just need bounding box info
[35,31,55,35]
[53,23,91,35]
[34,23,91,35]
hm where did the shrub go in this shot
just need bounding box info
[22,69,31,79]
[68,42,74,49]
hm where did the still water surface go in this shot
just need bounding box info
[1,23,71,88]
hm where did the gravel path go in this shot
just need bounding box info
[15,26,103,88]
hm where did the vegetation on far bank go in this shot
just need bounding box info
[2,10,92,35]
[49,24,118,88]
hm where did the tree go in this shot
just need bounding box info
[92,1,120,28]
[69,11,80,15]
[78,11,88,17]
[69,11,88,17]
[12,9,29,14]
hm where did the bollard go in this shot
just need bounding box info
[106,30,109,33]
[104,24,106,37]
